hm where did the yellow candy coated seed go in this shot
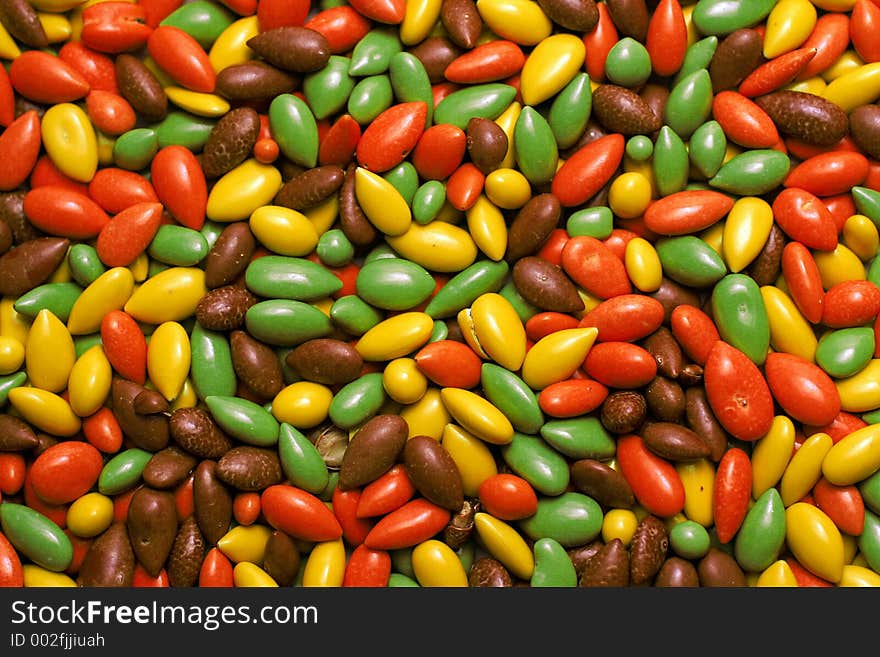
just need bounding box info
[207,159,283,222]
[38,12,72,42]
[723,197,773,273]
[411,538,469,587]
[440,387,514,445]
[785,75,827,95]
[676,458,715,527]
[66,492,114,538]
[0,335,24,374]
[40,102,97,183]
[382,357,427,405]
[302,538,346,587]
[813,243,865,289]
[400,0,441,45]
[842,214,880,261]
[1,298,30,346]
[465,195,508,261]
[520,327,598,390]
[493,101,520,170]
[608,171,652,220]
[25,309,75,393]
[400,388,450,439]
[67,344,112,417]
[67,266,135,335]
[836,359,880,413]
[7,386,81,436]
[304,195,338,237]
[785,502,845,583]
[752,415,796,498]
[249,205,319,257]
[519,33,585,106]
[22,565,77,587]
[755,560,799,587]
[470,292,526,372]
[762,0,816,59]
[473,512,534,580]
[386,221,478,272]
[822,421,880,486]
[356,312,434,361]
[271,381,333,429]
[0,22,20,59]
[839,564,880,587]
[170,377,199,411]
[483,168,532,209]
[823,61,880,111]
[209,15,259,73]
[475,0,552,45]
[233,561,279,587]
[624,237,663,293]
[760,285,817,362]
[354,167,412,236]
[780,431,833,507]
[147,321,191,402]
[217,524,273,564]
[822,50,865,83]
[164,87,231,117]
[601,508,639,545]
[441,423,498,497]
[124,267,207,324]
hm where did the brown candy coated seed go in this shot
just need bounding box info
[230,330,285,401]
[642,326,683,379]
[697,547,747,587]
[579,538,630,587]
[654,556,700,587]
[195,284,257,331]
[0,216,12,256]
[592,84,662,137]
[308,423,349,470]
[0,190,40,244]
[505,193,561,262]
[193,459,233,546]
[169,407,234,459]
[126,486,178,578]
[650,277,702,323]
[512,256,585,313]
[111,377,170,452]
[286,338,364,386]
[143,446,197,490]
[640,421,711,461]
[338,414,409,490]
[0,413,37,450]
[709,28,764,93]
[440,0,482,50]
[567,541,603,580]
[262,530,301,587]
[0,237,69,298]
[133,389,170,415]
[443,498,477,550]
[754,90,849,147]
[745,223,786,287]
[275,164,346,211]
[600,390,647,434]
[216,446,283,492]
[201,107,262,180]
[645,377,686,423]
[677,363,704,388]
[403,434,464,512]
[116,54,167,123]
[570,459,635,509]
[204,221,256,290]
[560,119,609,159]
[78,522,135,588]
[338,162,378,246]
[0,0,47,48]
[31,432,57,457]
[214,61,299,102]
[245,26,332,74]
[685,387,729,462]
[167,515,205,588]
[466,117,510,176]
[535,0,598,32]
[410,36,462,85]
[605,0,648,42]
[468,556,513,587]
[849,104,880,160]
[629,514,669,586]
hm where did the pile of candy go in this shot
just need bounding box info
[2,0,880,588]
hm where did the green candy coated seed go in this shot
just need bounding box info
[692,0,778,37]
[709,149,791,196]
[113,128,158,171]
[318,471,340,502]
[349,27,402,76]
[859,471,880,515]
[316,228,355,267]
[652,125,689,197]
[391,547,415,578]
[481,363,544,435]
[67,243,106,287]
[858,509,880,573]
[148,260,170,278]
[669,520,711,559]
[664,68,713,140]
[656,235,727,287]
[0,502,73,572]
[387,573,420,587]
[160,0,234,49]
[304,55,356,121]
[433,83,518,130]
[429,320,448,342]
[540,416,616,460]
[605,37,652,88]
[514,106,558,186]
[347,74,394,125]
[389,51,434,127]
[625,135,653,162]
[205,395,280,446]
[74,334,103,358]
[689,120,728,179]
[518,492,604,547]
[815,327,875,379]
[269,93,319,168]
[245,256,343,301]
[98,448,153,495]
[868,254,880,288]
[531,537,578,587]
[190,322,236,400]
[673,36,718,87]
[412,180,446,224]
[328,372,387,429]
[148,224,209,266]
[424,259,509,318]
[329,296,384,336]
[200,220,225,251]
[733,487,786,573]
[457,541,475,572]
[711,273,770,366]
[548,72,592,150]
[0,371,26,407]
[852,186,880,227]
[278,422,330,494]
[245,299,334,346]
[356,258,436,311]
[500,432,570,496]
[13,282,82,322]
[156,111,215,151]
[498,279,539,323]
[364,243,399,263]
[383,161,420,205]
[566,206,614,238]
